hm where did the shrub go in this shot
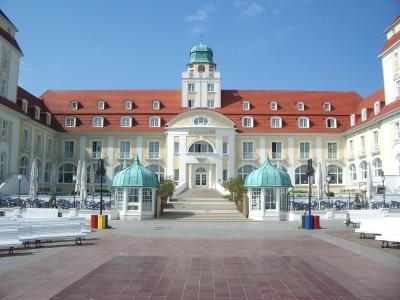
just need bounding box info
[222,177,246,202]
[354,194,360,203]
[292,189,308,194]
[327,191,335,197]
[158,179,176,202]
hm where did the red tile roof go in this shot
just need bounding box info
[381,30,400,55]
[0,26,22,53]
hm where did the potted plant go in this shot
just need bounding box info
[222,177,246,212]
[157,179,176,213]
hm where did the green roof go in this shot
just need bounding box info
[112,155,159,188]
[188,43,215,65]
[244,156,292,188]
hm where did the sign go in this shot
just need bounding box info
[188,129,216,135]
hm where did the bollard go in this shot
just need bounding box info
[313,215,320,229]
[304,215,314,230]
[97,215,106,229]
[90,215,98,229]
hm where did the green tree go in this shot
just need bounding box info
[158,179,176,202]
[222,177,246,202]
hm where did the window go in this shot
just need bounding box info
[125,100,133,110]
[251,188,261,210]
[243,101,250,111]
[46,112,51,125]
[87,164,102,184]
[327,142,338,159]
[120,116,132,127]
[297,102,304,110]
[148,164,164,182]
[394,52,399,71]
[35,134,42,154]
[223,142,229,155]
[299,142,310,159]
[361,108,367,121]
[360,161,368,180]
[19,156,29,177]
[295,165,312,184]
[242,116,253,128]
[22,99,28,113]
[174,142,180,154]
[152,100,160,110]
[207,99,215,108]
[1,120,8,139]
[0,152,6,181]
[271,117,282,128]
[64,141,74,159]
[242,141,254,159]
[188,83,195,92]
[127,188,139,211]
[348,164,356,182]
[36,160,42,182]
[264,188,276,210]
[44,162,53,183]
[115,188,124,211]
[71,101,78,110]
[298,117,309,128]
[271,142,282,159]
[35,107,41,120]
[238,165,256,180]
[47,139,53,156]
[223,169,228,181]
[193,116,209,126]
[207,83,214,92]
[395,122,400,140]
[58,163,76,183]
[92,116,104,127]
[348,139,354,156]
[142,188,153,211]
[350,114,356,126]
[119,141,131,159]
[397,80,400,97]
[23,129,29,150]
[148,141,160,158]
[174,169,180,181]
[270,101,277,110]
[92,141,102,159]
[324,102,331,111]
[97,100,105,110]
[149,116,161,127]
[326,118,337,128]
[327,165,343,184]
[65,116,76,127]
[189,141,213,153]
[188,99,194,108]
[372,131,379,152]
[374,101,380,115]
[372,158,383,177]
[0,79,7,96]
[359,136,365,155]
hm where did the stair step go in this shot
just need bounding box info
[163,209,240,214]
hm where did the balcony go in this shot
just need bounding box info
[147,152,162,160]
[370,146,380,156]
[64,152,74,160]
[299,153,311,161]
[358,150,366,159]
[92,152,102,159]
[347,152,355,161]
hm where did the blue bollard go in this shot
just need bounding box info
[305,215,314,230]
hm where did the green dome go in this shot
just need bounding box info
[244,156,292,188]
[112,155,159,188]
[189,43,215,65]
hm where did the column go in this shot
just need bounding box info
[179,135,186,184]
[259,136,266,161]
[107,136,114,186]
[228,133,235,179]
[215,134,223,183]
[79,136,86,161]
[166,134,174,178]
[288,137,295,185]
[316,137,322,163]
[9,117,20,174]
[188,164,192,189]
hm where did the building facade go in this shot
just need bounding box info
[0,10,399,196]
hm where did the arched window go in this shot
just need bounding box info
[92,116,104,127]
[348,164,356,182]
[0,152,6,181]
[58,163,76,183]
[87,164,102,184]
[19,156,29,177]
[196,167,207,173]
[193,116,209,126]
[44,162,53,182]
[198,65,205,72]
[360,161,368,180]
[295,165,309,184]
[36,159,42,182]
[237,165,256,180]
[324,102,331,111]
[148,164,165,181]
[327,165,343,184]
[189,141,214,153]
[372,158,383,177]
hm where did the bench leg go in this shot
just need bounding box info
[9,247,14,255]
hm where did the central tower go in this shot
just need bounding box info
[181,43,221,108]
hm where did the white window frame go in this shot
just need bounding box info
[327,142,338,159]
[174,142,180,155]
[92,116,104,128]
[91,140,102,159]
[207,99,215,108]
[22,99,28,113]
[243,101,250,111]
[297,102,304,111]
[395,121,400,141]
[188,99,194,108]
[372,130,379,152]
[242,141,254,159]
[242,116,253,128]
[270,117,282,128]
[348,140,354,157]
[47,138,53,156]
[97,100,105,110]
[65,116,76,127]
[326,117,337,128]
[23,129,30,151]
[396,80,400,98]
[193,116,210,126]
[188,83,195,92]
[1,120,8,139]
[361,108,367,121]
[63,140,74,159]
[270,101,277,110]
[125,100,133,110]
[71,101,78,110]
[46,112,51,125]
[149,116,161,128]
[120,116,132,127]
[119,140,131,159]
[298,117,309,128]
[207,83,215,92]
[299,141,311,159]
[223,142,229,155]
[271,141,282,159]
[174,169,180,181]
[374,101,380,115]
[152,100,160,110]
[34,107,41,120]
[148,141,160,159]
[350,114,355,126]
[324,102,331,111]
[360,136,366,155]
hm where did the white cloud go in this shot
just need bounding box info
[185,5,214,22]
[234,1,264,17]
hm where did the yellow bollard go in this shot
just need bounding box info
[97,215,106,229]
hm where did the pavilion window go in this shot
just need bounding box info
[142,188,153,211]
[264,188,276,210]
[115,188,124,211]
[251,188,261,210]
[127,188,139,211]
[280,189,289,211]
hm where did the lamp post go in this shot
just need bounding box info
[381,172,385,208]
[72,175,77,208]
[326,173,332,208]
[306,159,315,216]
[17,174,22,204]
[96,158,106,215]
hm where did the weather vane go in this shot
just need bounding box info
[200,33,205,43]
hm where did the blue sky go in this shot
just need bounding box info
[2,0,399,97]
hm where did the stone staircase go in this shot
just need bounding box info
[161,189,246,221]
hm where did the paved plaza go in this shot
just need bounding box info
[0,220,399,299]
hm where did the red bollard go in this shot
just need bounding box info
[90,215,98,229]
[313,215,320,229]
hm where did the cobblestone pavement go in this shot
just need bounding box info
[0,220,399,299]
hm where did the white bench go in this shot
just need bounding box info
[374,217,400,248]
[0,229,22,255]
[355,217,400,238]
[347,210,389,227]
[31,223,87,247]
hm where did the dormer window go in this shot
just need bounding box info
[125,100,133,110]
[149,116,161,127]
[350,114,355,126]
[65,116,76,127]
[242,116,253,128]
[270,117,282,128]
[92,116,104,127]
[120,116,132,127]
[46,112,51,125]
[361,108,367,121]
[270,101,278,110]
[71,101,78,110]
[243,101,250,111]
[97,101,105,110]
[152,100,160,110]
[21,99,28,113]
[298,117,309,128]
[324,102,331,111]
[374,101,380,115]
[297,102,304,111]
[326,117,337,128]
[34,107,41,120]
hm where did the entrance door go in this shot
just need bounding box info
[195,167,207,188]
